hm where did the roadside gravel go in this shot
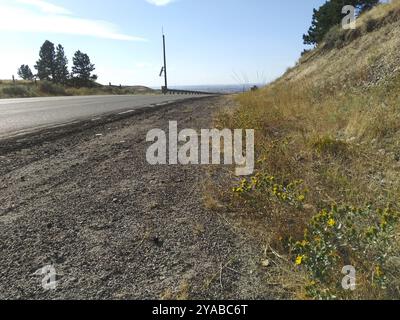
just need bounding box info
[0,97,271,300]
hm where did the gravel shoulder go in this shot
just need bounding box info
[0,97,271,300]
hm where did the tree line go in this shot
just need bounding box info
[17,40,97,87]
[303,0,379,46]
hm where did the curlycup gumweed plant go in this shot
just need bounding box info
[232,172,307,208]
[289,204,400,299]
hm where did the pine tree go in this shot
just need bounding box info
[17,64,34,80]
[54,44,69,84]
[34,40,56,80]
[303,0,379,46]
[71,51,97,87]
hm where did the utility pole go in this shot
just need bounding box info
[162,32,168,93]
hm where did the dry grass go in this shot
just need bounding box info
[160,280,190,300]
[286,1,400,88]
[213,2,400,300]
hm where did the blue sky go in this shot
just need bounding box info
[0,0,326,87]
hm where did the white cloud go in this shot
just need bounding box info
[0,1,146,41]
[16,0,71,15]
[146,0,175,6]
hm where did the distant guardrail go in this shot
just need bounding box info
[161,86,220,95]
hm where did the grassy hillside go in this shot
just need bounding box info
[0,80,156,99]
[214,1,400,299]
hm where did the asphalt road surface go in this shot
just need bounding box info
[0,94,209,138]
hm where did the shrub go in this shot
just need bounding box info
[312,136,348,157]
[39,81,67,96]
[289,205,400,299]
[323,25,345,49]
[344,28,362,42]
[323,26,362,50]
[1,85,31,97]
[365,18,379,32]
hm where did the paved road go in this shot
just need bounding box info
[0,94,209,138]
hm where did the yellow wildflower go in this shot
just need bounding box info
[328,218,336,227]
[295,255,304,265]
[375,266,383,278]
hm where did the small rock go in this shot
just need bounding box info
[261,259,270,268]
[150,202,158,210]
[152,236,164,247]
[303,204,314,210]
[378,149,386,155]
